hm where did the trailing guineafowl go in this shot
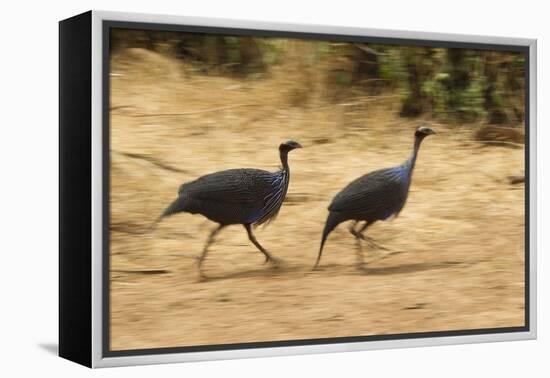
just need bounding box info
[314,126,436,269]
[157,140,302,276]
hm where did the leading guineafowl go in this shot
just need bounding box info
[314,126,436,269]
[157,140,302,276]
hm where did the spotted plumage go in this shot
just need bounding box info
[314,126,436,269]
[157,140,302,276]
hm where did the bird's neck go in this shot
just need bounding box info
[279,150,290,172]
[406,135,424,174]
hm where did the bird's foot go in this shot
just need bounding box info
[264,255,283,267]
[366,250,402,265]
[379,250,402,259]
[355,262,369,274]
[196,265,209,281]
[364,237,390,251]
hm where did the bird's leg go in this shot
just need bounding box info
[348,221,367,268]
[355,236,365,268]
[364,236,401,264]
[363,236,390,251]
[198,224,225,277]
[348,221,362,239]
[244,224,280,265]
[352,221,390,251]
[351,222,393,262]
[349,221,369,240]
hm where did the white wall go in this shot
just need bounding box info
[0,0,546,376]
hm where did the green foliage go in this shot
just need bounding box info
[111,29,525,126]
[312,41,331,62]
[396,47,521,124]
[258,38,286,65]
[378,48,407,83]
[418,52,488,123]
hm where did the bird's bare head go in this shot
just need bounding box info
[279,140,303,152]
[415,126,436,138]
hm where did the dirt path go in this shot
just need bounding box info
[108,50,525,351]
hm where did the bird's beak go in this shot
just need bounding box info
[295,143,303,148]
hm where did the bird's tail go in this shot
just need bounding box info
[314,212,343,269]
[149,196,186,232]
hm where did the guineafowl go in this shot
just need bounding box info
[157,140,302,276]
[314,126,436,269]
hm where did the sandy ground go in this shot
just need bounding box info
[108,49,525,351]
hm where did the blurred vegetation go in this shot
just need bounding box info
[111,29,525,127]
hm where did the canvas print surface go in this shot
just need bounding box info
[108,27,526,352]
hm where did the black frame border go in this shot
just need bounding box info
[59,11,93,367]
[101,20,530,358]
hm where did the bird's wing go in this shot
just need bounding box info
[178,168,274,206]
[254,169,288,225]
[329,167,408,218]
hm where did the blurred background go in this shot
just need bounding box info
[109,29,525,351]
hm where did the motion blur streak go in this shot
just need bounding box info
[108,31,526,351]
